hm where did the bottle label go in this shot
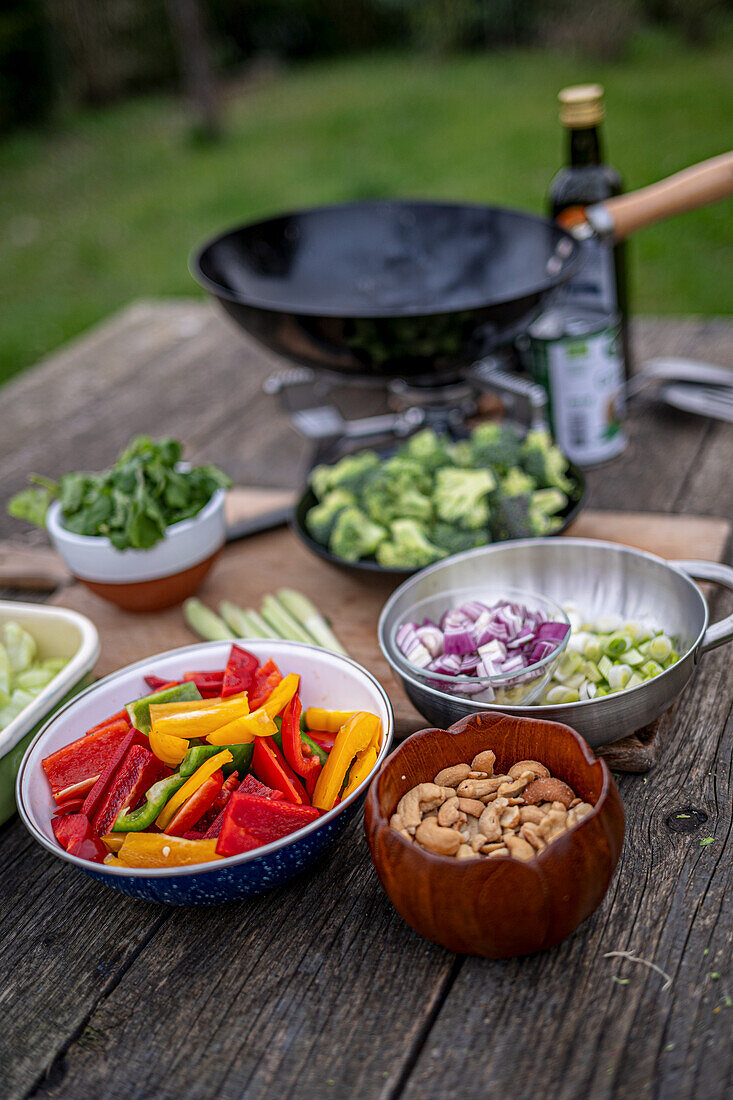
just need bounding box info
[532,321,626,465]
[562,238,617,313]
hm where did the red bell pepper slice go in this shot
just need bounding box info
[221,646,258,698]
[144,675,181,692]
[238,774,284,799]
[85,711,132,736]
[93,746,170,836]
[306,730,337,752]
[53,797,85,817]
[183,671,225,698]
[67,835,107,863]
[280,694,320,781]
[201,773,282,839]
[252,737,309,805]
[52,812,92,850]
[43,722,133,801]
[216,792,319,857]
[165,769,224,837]
[248,660,283,710]
[305,764,322,800]
[81,728,148,825]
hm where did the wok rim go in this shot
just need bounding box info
[189,198,582,320]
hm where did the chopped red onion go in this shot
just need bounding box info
[396,596,568,685]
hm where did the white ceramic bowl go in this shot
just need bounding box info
[46,489,226,611]
[17,639,394,905]
[0,601,99,824]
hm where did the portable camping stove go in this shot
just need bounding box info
[263,356,549,464]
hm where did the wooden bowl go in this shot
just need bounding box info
[364,711,624,958]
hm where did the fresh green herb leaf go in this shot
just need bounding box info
[7,436,230,551]
[700,837,715,846]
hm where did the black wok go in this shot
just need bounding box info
[191,200,580,381]
[190,155,733,383]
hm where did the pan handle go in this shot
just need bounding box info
[669,559,733,654]
[585,152,733,241]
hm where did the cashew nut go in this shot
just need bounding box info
[478,803,502,842]
[518,805,545,825]
[456,776,505,800]
[415,817,462,856]
[433,763,471,788]
[499,806,521,830]
[504,834,536,862]
[521,823,546,852]
[437,797,462,827]
[456,797,485,818]
[497,777,531,799]
[471,750,496,775]
[396,783,453,832]
[456,843,478,860]
[389,813,412,839]
[508,759,550,781]
[487,846,509,859]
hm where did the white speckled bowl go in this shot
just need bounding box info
[17,639,394,905]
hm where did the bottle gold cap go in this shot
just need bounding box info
[558,84,605,128]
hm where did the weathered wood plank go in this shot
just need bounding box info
[0,821,170,1099]
[27,814,456,1100]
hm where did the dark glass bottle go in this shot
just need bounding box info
[548,85,630,374]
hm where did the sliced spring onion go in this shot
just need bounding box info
[608,664,632,691]
[649,635,673,661]
[260,595,314,646]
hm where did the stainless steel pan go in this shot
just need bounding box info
[378,539,733,748]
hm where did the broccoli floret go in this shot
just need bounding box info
[430,523,489,556]
[375,519,447,569]
[532,487,568,516]
[470,422,522,474]
[398,428,454,472]
[500,468,536,497]
[448,440,474,468]
[309,450,381,500]
[519,430,573,493]
[379,455,432,495]
[305,489,356,545]
[329,507,387,563]
[492,491,565,541]
[433,468,496,530]
[363,481,433,525]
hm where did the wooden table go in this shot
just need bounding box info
[1,303,731,1100]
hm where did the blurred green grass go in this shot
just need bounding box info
[1,31,731,385]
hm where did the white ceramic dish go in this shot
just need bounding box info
[46,489,227,584]
[17,639,394,905]
[0,600,99,824]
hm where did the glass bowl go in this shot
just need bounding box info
[388,585,570,707]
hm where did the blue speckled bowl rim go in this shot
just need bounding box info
[16,639,394,879]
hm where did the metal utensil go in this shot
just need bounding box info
[378,538,733,748]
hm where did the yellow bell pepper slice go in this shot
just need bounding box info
[342,745,379,799]
[207,674,299,745]
[304,707,355,734]
[100,834,124,853]
[149,692,249,739]
[149,724,189,767]
[311,711,380,811]
[116,834,221,868]
[155,750,232,831]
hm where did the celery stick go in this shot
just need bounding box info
[184,599,235,641]
[276,588,350,656]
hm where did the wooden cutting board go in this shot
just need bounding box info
[39,505,729,771]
